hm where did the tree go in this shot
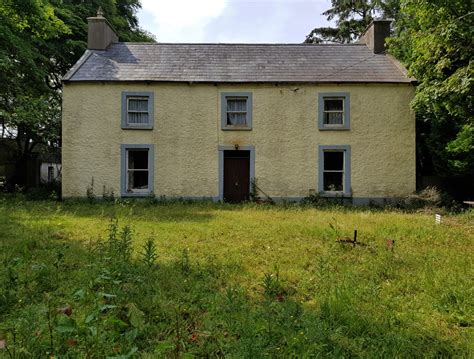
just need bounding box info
[47,0,155,90]
[305,0,400,44]
[389,0,473,175]
[0,0,68,185]
[0,0,154,187]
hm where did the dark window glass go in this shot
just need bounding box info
[324,152,344,171]
[128,150,148,170]
[323,172,343,191]
[324,99,343,111]
[127,150,149,191]
[47,166,54,182]
[128,170,148,190]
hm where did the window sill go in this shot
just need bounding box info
[121,191,153,197]
[222,126,252,131]
[318,126,350,131]
[121,125,154,130]
[319,191,352,198]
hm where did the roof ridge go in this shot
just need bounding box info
[116,42,366,47]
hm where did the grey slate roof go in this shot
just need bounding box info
[63,43,413,83]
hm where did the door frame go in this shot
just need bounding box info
[218,145,255,202]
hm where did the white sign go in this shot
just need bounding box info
[435,214,442,224]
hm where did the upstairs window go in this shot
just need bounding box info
[120,144,154,197]
[318,93,350,130]
[318,145,351,196]
[127,97,149,124]
[221,92,253,130]
[121,92,154,129]
[324,98,344,125]
[227,98,247,126]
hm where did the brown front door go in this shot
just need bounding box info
[223,150,250,203]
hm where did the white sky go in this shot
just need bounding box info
[138,0,332,43]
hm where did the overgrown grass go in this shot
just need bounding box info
[0,196,472,357]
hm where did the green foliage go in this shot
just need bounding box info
[0,199,472,356]
[140,238,158,268]
[0,0,67,166]
[305,0,400,43]
[0,0,154,186]
[389,0,473,175]
[86,177,95,202]
[49,0,155,87]
[102,185,115,201]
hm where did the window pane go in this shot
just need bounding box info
[227,113,247,125]
[128,150,148,170]
[324,112,343,125]
[128,112,149,124]
[227,99,247,112]
[323,172,343,191]
[128,170,148,190]
[324,98,343,111]
[128,98,148,111]
[48,166,54,182]
[324,151,344,171]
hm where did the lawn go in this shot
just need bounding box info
[0,197,472,357]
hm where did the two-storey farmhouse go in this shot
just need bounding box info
[62,13,416,203]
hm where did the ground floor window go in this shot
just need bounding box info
[120,144,154,196]
[318,145,351,196]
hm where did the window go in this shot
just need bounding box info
[120,144,154,196]
[127,97,149,124]
[47,166,54,183]
[221,92,252,130]
[323,152,344,191]
[318,145,351,196]
[121,92,154,129]
[318,93,350,130]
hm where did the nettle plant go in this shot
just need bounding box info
[0,218,163,358]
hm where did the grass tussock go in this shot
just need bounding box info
[0,197,472,357]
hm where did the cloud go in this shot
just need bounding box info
[139,0,228,42]
[138,0,332,43]
[203,1,330,43]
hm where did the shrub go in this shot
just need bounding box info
[401,186,443,209]
[25,180,61,201]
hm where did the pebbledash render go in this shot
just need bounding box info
[62,13,416,204]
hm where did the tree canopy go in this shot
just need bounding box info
[0,0,154,186]
[304,0,399,44]
[306,0,473,177]
[389,0,473,175]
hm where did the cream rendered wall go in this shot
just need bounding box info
[62,82,415,200]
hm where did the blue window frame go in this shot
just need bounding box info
[221,92,253,130]
[120,144,154,197]
[318,92,350,130]
[121,92,154,130]
[318,145,351,196]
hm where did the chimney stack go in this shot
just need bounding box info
[87,7,118,50]
[359,19,391,54]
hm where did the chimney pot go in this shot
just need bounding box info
[359,19,392,54]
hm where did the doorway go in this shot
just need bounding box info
[223,150,250,202]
